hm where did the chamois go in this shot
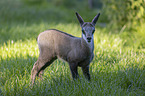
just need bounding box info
[31,12,100,84]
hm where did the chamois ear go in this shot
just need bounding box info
[92,13,100,26]
[76,12,84,26]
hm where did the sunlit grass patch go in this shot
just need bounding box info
[0,39,38,59]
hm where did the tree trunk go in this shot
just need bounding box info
[88,0,93,9]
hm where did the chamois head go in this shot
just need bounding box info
[76,12,100,43]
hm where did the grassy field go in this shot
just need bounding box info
[0,0,145,96]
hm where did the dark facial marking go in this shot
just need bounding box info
[92,29,95,34]
[82,29,86,36]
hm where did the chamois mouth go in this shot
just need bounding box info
[87,40,91,42]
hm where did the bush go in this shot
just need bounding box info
[22,0,47,5]
[102,0,145,29]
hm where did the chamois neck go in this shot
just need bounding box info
[81,37,94,53]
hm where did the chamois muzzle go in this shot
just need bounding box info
[87,37,92,42]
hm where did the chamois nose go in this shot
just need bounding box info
[87,37,92,42]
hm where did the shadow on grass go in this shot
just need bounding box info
[0,0,75,45]
[0,54,145,95]
[0,0,105,45]
[90,67,145,95]
[0,55,37,86]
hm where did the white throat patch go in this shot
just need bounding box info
[82,34,94,51]
[82,34,93,43]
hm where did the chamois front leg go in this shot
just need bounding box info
[82,66,90,81]
[69,63,79,80]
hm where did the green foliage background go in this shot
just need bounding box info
[102,0,145,49]
[103,0,145,28]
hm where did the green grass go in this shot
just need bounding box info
[0,0,145,96]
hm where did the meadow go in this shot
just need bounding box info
[0,0,145,95]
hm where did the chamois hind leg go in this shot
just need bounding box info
[38,70,44,80]
[31,60,39,85]
[37,57,57,79]
[69,63,79,80]
[31,56,56,85]
[31,59,48,85]
[81,66,90,81]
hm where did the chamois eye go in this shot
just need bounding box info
[92,30,95,34]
